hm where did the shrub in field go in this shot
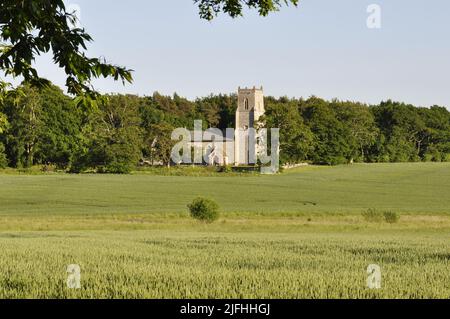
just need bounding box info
[361,208,383,222]
[217,165,232,173]
[423,149,442,162]
[104,160,133,174]
[188,197,220,223]
[362,209,400,223]
[384,211,400,223]
[41,164,57,173]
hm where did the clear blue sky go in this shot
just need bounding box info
[35,0,450,108]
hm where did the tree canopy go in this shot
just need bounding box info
[0,0,298,103]
[195,0,299,20]
[1,82,448,172]
[0,0,133,105]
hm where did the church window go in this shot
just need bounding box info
[244,98,249,110]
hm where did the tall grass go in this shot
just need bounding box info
[0,227,448,299]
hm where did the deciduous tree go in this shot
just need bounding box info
[0,0,132,105]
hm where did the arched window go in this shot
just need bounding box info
[244,98,249,110]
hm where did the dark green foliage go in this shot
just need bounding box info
[332,100,378,162]
[362,208,383,222]
[0,111,7,134]
[383,211,400,224]
[0,142,7,168]
[73,94,143,173]
[196,94,237,130]
[1,82,449,173]
[370,101,450,163]
[188,197,220,223]
[2,84,81,169]
[218,165,233,173]
[301,97,351,165]
[35,85,82,169]
[362,209,400,224]
[2,85,42,168]
[262,97,314,165]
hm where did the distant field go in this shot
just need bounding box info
[0,163,449,217]
[0,163,449,298]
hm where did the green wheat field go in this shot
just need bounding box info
[0,163,449,298]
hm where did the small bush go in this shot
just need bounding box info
[383,211,400,224]
[362,209,400,223]
[423,145,443,162]
[443,153,450,162]
[104,161,132,174]
[41,164,57,173]
[188,197,220,223]
[217,165,232,173]
[361,208,383,222]
[69,152,89,173]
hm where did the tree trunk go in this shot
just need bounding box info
[26,144,34,168]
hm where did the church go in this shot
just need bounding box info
[205,86,265,166]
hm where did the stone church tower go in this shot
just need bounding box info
[235,86,265,165]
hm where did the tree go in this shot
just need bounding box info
[0,0,132,104]
[1,1,297,103]
[371,101,429,162]
[0,81,13,137]
[301,97,351,165]
[147,122,176,167]
[1,83,82,168]
[72,94,143,173]
[332,100,379,162]
[0,82,10,133]
[195,0,299,20]
[0,141,7,168]
[3,84,42,167]
[0,86,8,167]
[196,98,221,127]
[0,112,8,134]
[0,109,7,167]
[196,94,237,130]
[35,85,82,168]
[419,106,450,161]
[188,197,220,223]
[262,97,313,164]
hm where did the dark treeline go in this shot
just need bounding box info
[0,83,449,173]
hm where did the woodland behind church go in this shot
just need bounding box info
[0,83,449,173]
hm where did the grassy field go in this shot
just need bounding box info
[1,162,449,217]
[0,163,449,298]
